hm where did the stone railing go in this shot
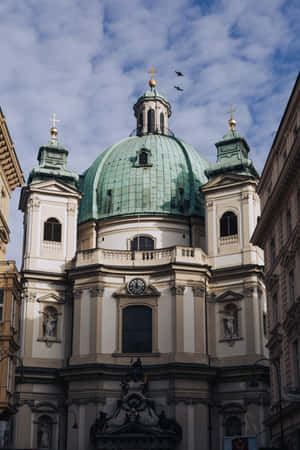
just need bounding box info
[75,246,208,268]
[219,234,239,245]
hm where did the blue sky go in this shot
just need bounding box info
[1,0,299,264]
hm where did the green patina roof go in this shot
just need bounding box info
[78,134,210,223]
[205,129,259,180]
[28,137,79,188]
[137,88,168,103]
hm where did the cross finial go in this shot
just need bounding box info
[227,104,237,131]
[49,113,60,139]
[147,66,157,88]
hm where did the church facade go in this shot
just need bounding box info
[14,78,269,450]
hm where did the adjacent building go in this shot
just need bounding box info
[14,76,269,450]
[0,107,24,446]
[252,72,300,449]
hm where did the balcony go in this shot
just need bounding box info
[75,246,208,268]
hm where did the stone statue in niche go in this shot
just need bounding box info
[223,308,238,338]
[43,308,58,338]
[38,420,52,449]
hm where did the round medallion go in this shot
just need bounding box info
[127,278,146,295]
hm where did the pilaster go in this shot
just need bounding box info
[171,286,185,353]
[89,287,104,355]
[192,286,206,354]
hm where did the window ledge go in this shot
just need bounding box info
[37,337,61,343]
[112,352,160,358]
[219,337,243,343]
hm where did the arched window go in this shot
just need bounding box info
[43,218,61,242]
[138,112,143,134]
[122,305,152,353]
[37,415,53,449]
[131,236,154,251]
[139,151,148,165]
[43,306,58,338]
[225,416,242,436]
[160,112,164,134]
[220,212,238,237]
[147,109,155,133]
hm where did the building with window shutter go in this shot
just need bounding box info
[252,72,300,449]
[0,107,24,444]
[14,76,270,450]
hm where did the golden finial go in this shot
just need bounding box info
[49,113,60,139]
[147,66,157,88]
[227,104,236,131]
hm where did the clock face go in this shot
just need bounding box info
[128,278,146,295]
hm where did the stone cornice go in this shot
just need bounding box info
[252,130,300,247]
[0,107,24,191]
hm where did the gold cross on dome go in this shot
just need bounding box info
[227,104,236,120]
[50,113,60,128]
[147,66,157,80]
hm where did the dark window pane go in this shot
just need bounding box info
[220,212,238,237]
[147,109,155,133]
[131,236,154,251]
[43,218,61,242]
[160,112,164,134]
[225,416,242,436]
[122,306,152,353]
[139,151,148,165]
[0,289,4,304]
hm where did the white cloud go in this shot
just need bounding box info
[0,0,299,264]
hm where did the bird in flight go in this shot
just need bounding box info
[175,71,184,76]
[174,86,184,91]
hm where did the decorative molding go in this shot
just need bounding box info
[215,290,243,303]
[37,292,66,304]
[74,290,82,300]
[171,286,185,296]
[90,287,104,297]
[192,285,205,297]
[67,202,76,215]
[30,197,40,210]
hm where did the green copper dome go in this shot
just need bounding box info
[78,134,210,223]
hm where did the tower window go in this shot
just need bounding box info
[220,212,238,237]
[147,109,155,133]
[139,151,148,165]
[160,112,164,134]
[43,218,61,242]
[131,236,154,251]
[122,305,152,353]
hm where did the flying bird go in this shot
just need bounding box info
[175,71,184,76]
[174,86,184,91]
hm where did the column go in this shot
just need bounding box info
[244,286,255,355]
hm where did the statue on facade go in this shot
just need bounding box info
[224,311,238,338]
[38,422,51,449]
[43,309,58,338]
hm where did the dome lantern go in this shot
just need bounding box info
[133,68,171,137]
